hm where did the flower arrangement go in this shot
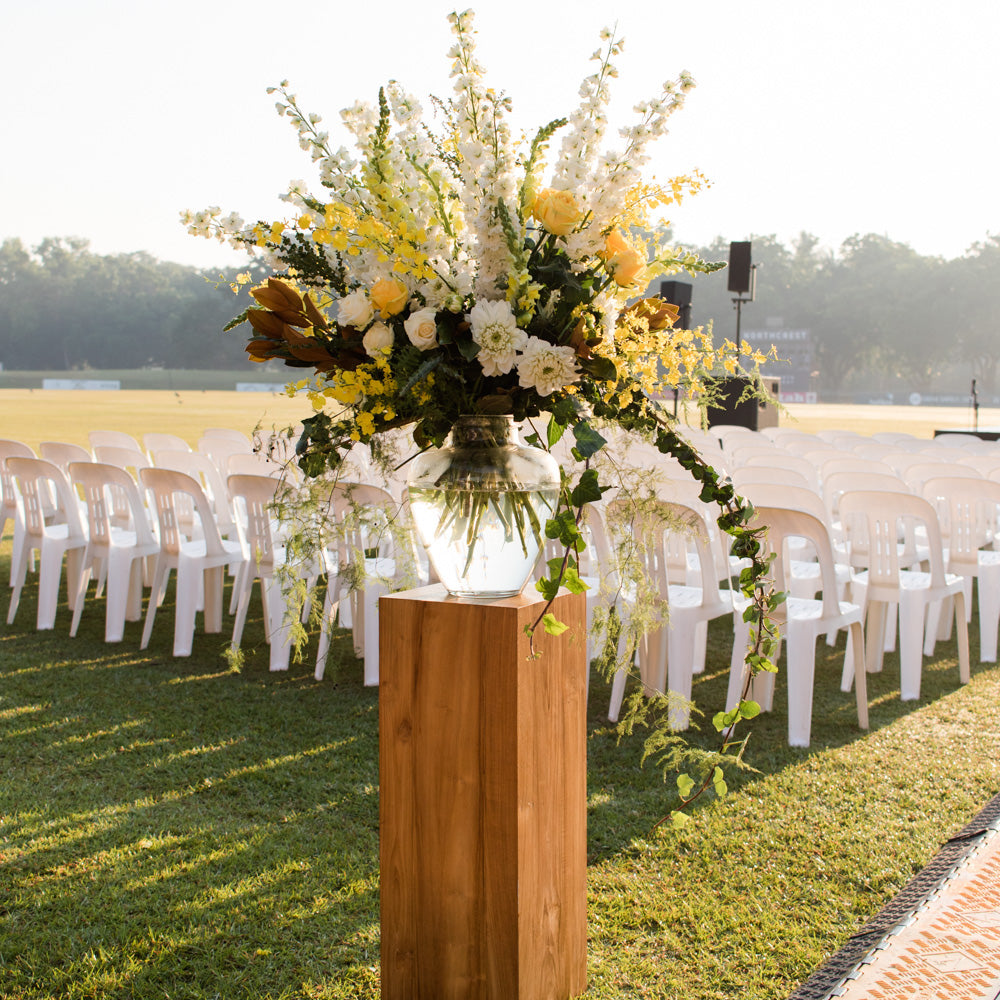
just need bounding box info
[184,9,778,824]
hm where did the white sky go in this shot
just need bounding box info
[4,0,998,269]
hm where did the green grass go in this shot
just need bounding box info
[2,540,1000,998]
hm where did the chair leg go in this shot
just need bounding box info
[266,577,293,672]
[172,560,200,657]
[784,625,816,747]
[666,621,695,731]
[314,575,340,681]
[954,590,971,685]
[363,582,388,687]
[140,559,167,650]
[7,541,33,625]
[848,620,869,730]
[897,596,925,701]
[977,571,1000,662]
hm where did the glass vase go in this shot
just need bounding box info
[407,414,560,599]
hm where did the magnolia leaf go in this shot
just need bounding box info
[541,613,568,636]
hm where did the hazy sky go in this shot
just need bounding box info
[5,0,998,270]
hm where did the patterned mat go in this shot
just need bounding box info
[791,795,1000,1000]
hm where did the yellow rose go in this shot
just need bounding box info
[601,231,647,287]
[532,188,583,237]
[370,277,409,317]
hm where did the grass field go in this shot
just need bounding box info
[2,392,999,998]
[0,386,994,454]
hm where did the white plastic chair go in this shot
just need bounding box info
[68,462,160,642]
[228,474,312,672]
[922,476,1000,662]
[201,427,253,447]
[314,482,418,685]
[89,430,141,453]
[6,457,88,630]
[605,498,740,730]
[138,468,245,657]
[0,438,37,585]
[93,445,152,479]
[726,505,869,747]
[40,441,92,476]
[838,489,970,701]
[197,436,254,480]
[143,433,191,460]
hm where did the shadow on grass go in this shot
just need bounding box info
[0,561,381,998]
[3,547,998,998]
[584,606,995,862]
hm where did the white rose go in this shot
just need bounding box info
[336,290,374,330]
[403,308,439,351]
[362,321,394,358]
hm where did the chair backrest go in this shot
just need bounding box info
[228,474,281,572]
[737,482,836,537]
[69,461,157,552]
[139,467,227,559]
[838,489,948,589]
[197,436,253,477]
[89,430,141,452]
[7,457,86,541]
[903,462,981,492]
[821,457,896,482]
[0,438,36,518]
[227,452,286,479]
[606,496,721,603]
[153,449,234,536]
[143,433,191,458]
[201,427,253,447]
[732,466,814,493]
[93,445,151,479]
[751,505,842,620]
[922,476,1000,570]
[40,441,92,476]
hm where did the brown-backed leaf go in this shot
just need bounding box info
[304,293,331,332]
[246,309,287,340]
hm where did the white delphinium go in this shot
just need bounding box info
[551,29,622,194]
[516,337,580,397]
[468,299,527,376]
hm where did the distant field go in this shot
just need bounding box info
[0,389,308,451]
[0,385,993,453]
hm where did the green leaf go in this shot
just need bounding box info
[712,767,728,797]
[676,772,695,798]
[571,420,607,459]
[671,810,692,829]
[578,355,618,382]
[534,576,561,601]
[570,468,605,507]
[541,613,568,636]
[456,337,481,361]
[547,417,567,448]
[740,699,761,719]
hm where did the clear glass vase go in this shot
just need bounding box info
[407,414,561,599]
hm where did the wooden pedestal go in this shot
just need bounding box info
[379,585,588,1000]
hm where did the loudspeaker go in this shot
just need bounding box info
[660,280,692,328]
[659,280,692,307]
[705,376,780,431]
[727,241,753,295]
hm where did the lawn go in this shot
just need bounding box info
[2,397,1000,998]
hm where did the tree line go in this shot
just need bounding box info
[0,232,997,396]
[676,232,1000,397]
[0,237,264,371]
